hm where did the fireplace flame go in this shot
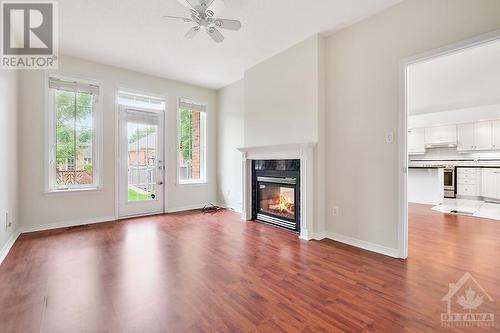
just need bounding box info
[277,194,289,212]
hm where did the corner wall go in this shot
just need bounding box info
[325,0,500,251]
[0,70,19,256]
[244,35,323,147]
[216,80,244,212]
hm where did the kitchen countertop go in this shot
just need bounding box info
[408,166,446,169]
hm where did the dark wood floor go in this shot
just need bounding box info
[0,204,499,332]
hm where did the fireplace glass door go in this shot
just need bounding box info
[259,183,296,220]
[256,175,298,232]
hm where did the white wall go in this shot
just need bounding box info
[325,0,500,250]
[216,80,244,212]
[244,35,323,147]
[0,70,18,251]
[18,56,217,228]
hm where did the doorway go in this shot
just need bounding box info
[118,106,165,217]
[400,30,500,259]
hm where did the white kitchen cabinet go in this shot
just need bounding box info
[481,168,500,199]
[457,122,492,151]
[424,125,457,145]
[457,123,475,151]
[408,128,425,154]
[474,122,492,150]
[491,120,500,150]
[457,168,479,197]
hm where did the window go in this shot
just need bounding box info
[47,75,101,191]
[178,98,207,184]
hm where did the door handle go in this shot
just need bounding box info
[157,181,164,185]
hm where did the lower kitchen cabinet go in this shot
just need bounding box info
[457,168,479,196]
[480,168,500,199]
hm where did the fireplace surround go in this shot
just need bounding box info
[253,160,300,232]
[237,143,317,240]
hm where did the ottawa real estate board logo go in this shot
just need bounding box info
[1,1,58,69]
[441,272,495,328]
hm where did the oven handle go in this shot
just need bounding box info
[257,176,297,185]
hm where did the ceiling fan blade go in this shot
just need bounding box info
[185,26,200,39]
[163,15,192,23]
[205,27,224,43]
[213,18,242,31]
[186,0,200,11]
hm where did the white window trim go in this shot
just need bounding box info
[45,73,104,193]
[176,97,208,186]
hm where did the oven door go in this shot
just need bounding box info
[444,169,454,189]
[444,168,455,198]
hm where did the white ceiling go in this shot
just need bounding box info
[408,39,500,115]
[58,0,401,90]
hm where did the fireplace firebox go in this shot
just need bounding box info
[252,160,300,232]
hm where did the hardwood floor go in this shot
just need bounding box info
[0,204,499,332]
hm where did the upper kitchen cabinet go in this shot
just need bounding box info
[424,125,457,146]
[474,122,492,150]
[457,122,492,151]
[408,128,425,155]
[457,123,475,151]
[492,120,500,150]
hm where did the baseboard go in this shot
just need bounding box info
[215,202,242,213]
[326,232,400,258]
[165,204,207,213]
[0,230,21,265]
[19,215,118,234]
[312,230,327,240]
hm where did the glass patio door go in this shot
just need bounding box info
[119,107,164,217]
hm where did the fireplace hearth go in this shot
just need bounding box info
[252,160,300,232]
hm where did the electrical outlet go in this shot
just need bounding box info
[332,206,340,217]
[385,131,394,144]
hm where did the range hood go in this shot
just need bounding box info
[425,142,457,149]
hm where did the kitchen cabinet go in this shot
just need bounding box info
[492,120,500,150]
[457,123,475,151]
[408,128,425,154]
[481,168,500,199]
[457,168,479,197]
[474,122,492,150]
[457,122,492,151]
[424,125,457,145]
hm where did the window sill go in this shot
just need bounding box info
[44,186,103,195]
[177,180,208,186]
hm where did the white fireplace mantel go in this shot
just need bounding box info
[237,143,317,240]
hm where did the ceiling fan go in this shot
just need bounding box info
[163,0,242,43]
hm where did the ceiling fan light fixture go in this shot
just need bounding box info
[164,0,239,43]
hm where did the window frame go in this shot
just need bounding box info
[45,73,103,193]
[176,97,208,185]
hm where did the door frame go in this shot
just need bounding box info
[398,29,500,259]
[114,87,168,219]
